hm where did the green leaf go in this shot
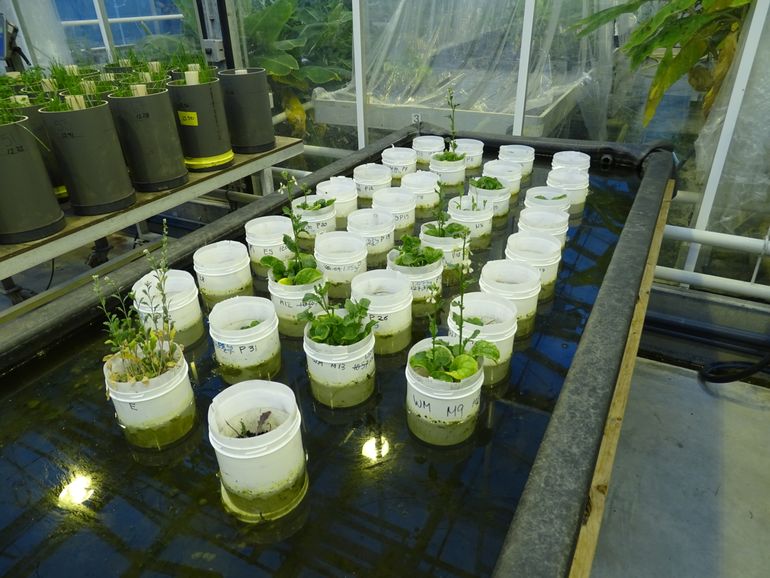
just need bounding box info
[431,345,454,370]
[256,53,300,77]
[445,354,478,380]
[299,252,317,269]
[293,268,323,286]
[432,371,457,383]
[470,340,500,362]
[572,1,652,36]
[243,0,294,45]
[703,0,751,9]
[273,37,307,51]
[470,176,503,190]
[300,65,341,84]
[409,351,432,371]
[260,255,286,278]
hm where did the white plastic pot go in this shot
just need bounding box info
[547,168,590,214]
[347,208,395,267]
[208,380,307,523]
[405,337,483,446]
[482,160,522,195]
[244,215,294,277]
[429,155,466,186]
[291,195,336,246]
[419,221,468,285]
[193,240,254,311]
[132,269,204,347]
[447,292,518,386]
[468,181,511,217]
[479,259,541,337]
[267,270,326,338]
[381,146,417,179]
[105,349,195,449]
[314,231,367,298]
[304,327,376,408]
[351,269,413,355]
[386,249,443,305]
[412,135,445,164]
[316,176,357,228]
[208,296,281,383]
[498,144,535,175]
[353,163,392,200]
[454,138,484,169]
[447,196,493,242]
[518,208,570,247]
[505,232,562,302]
[524,186,571,213]
[372,187,417,234]
[401,171,441,212]
[552,150,590,173]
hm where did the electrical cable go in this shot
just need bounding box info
[44,259,55,291]
[698,352,770,384]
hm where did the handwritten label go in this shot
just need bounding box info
[406,387,481,423]
[177,111,198,126]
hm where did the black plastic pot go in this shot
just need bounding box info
[167,78,233,172]
[218,68,275,153]
[0,116,65,243]
[108,89,188,191]
[15,99,67,193]
[41,101,136,215]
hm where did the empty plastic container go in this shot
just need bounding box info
[193,240,254,311]
[552,150,590,173]
[505,232,562,302]
[381,146,417,179]
[353,163,392,202]
[498,144,535,175]
[479,259,541,337]
[518,208,570,247]
[351,269,413,355]
[347,209,395,268]
[314,231,367,298]
[411,135,445,164]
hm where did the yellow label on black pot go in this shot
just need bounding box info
[177,111,199,126]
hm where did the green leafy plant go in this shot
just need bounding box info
[299,283,377,346]
[470,176,504,190]
[225,412,273,438]
[240,320,262,330]
[534,193,568,200]
[573,0,751,124]
[296,197,335,211]
[394,235,443,267]
[260,171,323,286]
[423,187,470,239]
[434,87,465,162]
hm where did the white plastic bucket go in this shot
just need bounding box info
[291,195,336,243]
[447,196,493,241]
[316,176,357,227]
[419,221,467,285]
[304,326,376,408]
[386,249,443,304]
[347,208,395,266]
[469,181,511,217]
[314,231,367,298]
[454,138,484,169]
[105,350,195,449]
[447,292,518,385]
[505,232,562,302]
[552,150,590,173]
[353,163,392,200]
[405,337,483,446]
[518,208,570,247]
[498,144,535,175]
[479,259,541,337]
[372,188,417,233]
[208,380,307,522]
[401,171,440,211]
[524,186,571,213]
[208,296,281,382]
[267,270,326,338]
[351,269,413,355]
[132,269,204,347]
[429,155,466,186]
[381,146,417,179]
[193,240,254,310]
[547,168,590,214]
[412,135,445,164]
[244,215,294,277]
[482,160,522,195]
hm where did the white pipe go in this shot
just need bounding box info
[61,14,184,27]
[664,225,770,255]
[655,266,770,301]
[671,190,700,204]
[512,0,536,136]
[303,145,351,159]
[272,101,314,125]
[352,0,366,149]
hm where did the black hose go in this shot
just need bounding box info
[698,353,770,384]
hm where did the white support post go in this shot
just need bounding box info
[92,0,115,63]
[352,0,367,149]
[512,0,536,136]
[682,0,770,273]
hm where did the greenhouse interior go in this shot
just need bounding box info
[0,0,768,576]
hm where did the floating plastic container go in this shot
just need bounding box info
[105,349,195,450]
[447,292,518,386]
[316,176,357,229]
[347,209,395,268]
[429,155,466,186]
[208,380,308,523]
[291,195,336,250]
[381,146,417,179]
[351,269,413,355]
[267,271,326,338]
[454,138,484,169]
[372,188,416,237]
[483,160,522,196]
[419,221,468,286]
[244,215,294,277]
[193,240,254,311]
[353,163,392,202]
[547,168,590,215]
[479,259,541,338]
[518,208,570,247]
[401,171,440,216]
[405,337,484,446]
[505,232,562,302]
[412,135,445,164]
[304,322,376,407]
[208,296,281,383]
[524,186,571,213]
[498,144,535,176]
[552,150,590,173]
[132,269,204,348]
[386,249,443,315]
[447,196,493,247]
[314,231,367,299]
[469,180,512,217]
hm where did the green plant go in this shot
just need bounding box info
[573,0,751,125]
[394,235,443,267]
[534,193,568,200]
[296,197,335,211]
[471,176,504,190]
[434,87,465,162]
[226,412,273,438]
[423,187,470,239]
[260,172,324,285]
[299,283,376,346]
[94,221,180,383]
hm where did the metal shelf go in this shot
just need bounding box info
[0,136,303,279]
